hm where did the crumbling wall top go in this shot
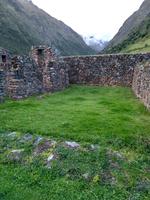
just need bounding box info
[30,45,56,65]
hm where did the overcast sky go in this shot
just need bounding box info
[32,0,144,41]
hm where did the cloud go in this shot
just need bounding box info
[32,0,144,40]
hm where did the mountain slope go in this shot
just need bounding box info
[0,0,95,55]
[104,0,150,54]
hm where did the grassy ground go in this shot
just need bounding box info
[0,85,150,200]
[0,85,150,142]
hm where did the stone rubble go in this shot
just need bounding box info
[20,133,33,143]
[7,149,24,162]
[65,141,80,148]
[8,132,18,138]
[1,132,149,190]
[34,136,44,146]
[34,139,57,155]
[46,154,55,169]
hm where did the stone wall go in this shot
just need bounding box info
[0,49,10,102]
[30,46,69,93]
[0,47,150,109]
[63,53,150,87]
[0,46,69,100]
[132,62,150,109]
[5,56,43,99]
[0,64,5,102]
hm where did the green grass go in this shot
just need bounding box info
[0,85,150,142]
[121,37,150,53]
[0,85,150,200]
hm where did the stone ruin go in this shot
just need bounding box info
[0,46,150,109]
[0,46,69,101]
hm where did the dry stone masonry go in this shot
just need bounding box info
[0,46,69,100]
[0,46,150,109]
[63,54,150,87]
[132,61,150,109]
[63,53,150,109]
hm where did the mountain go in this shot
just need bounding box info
[83,36,108,52]
[0,0,95,56]
[103,0,150,54]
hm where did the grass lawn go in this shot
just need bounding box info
[0,85,150,200]
[0,85,150,142]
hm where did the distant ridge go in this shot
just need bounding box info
[0,0,95,55]
[103,0,150,54]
